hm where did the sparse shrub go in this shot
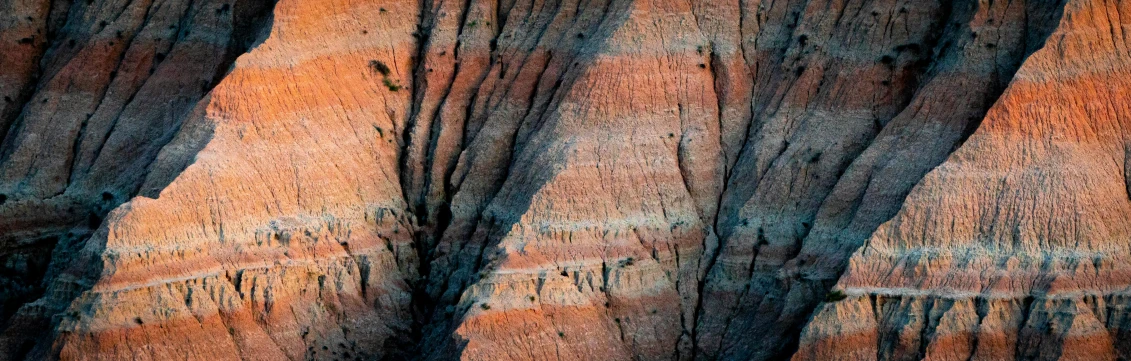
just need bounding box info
[825,289,848,302]
[621,257,635,267]
[383,78,402,92]
[369,60,391,76]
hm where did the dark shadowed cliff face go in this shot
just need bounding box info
[0,0,1126,360]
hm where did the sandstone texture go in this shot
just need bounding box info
[0,0,1123,360]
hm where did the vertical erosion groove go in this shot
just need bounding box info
[693,0,1071,360]
[400,0,1074,360]
[0,0,278,358]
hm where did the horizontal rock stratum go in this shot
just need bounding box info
[0,0,1126,360]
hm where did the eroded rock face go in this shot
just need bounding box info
[0,0,1120,360]
[0,0,277,356]
[0,0,417,359]
[695,0,1069,359]
[796,0,1131,360]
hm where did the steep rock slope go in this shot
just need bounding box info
[0,0,275,354]
[795,0,1131,360]
[412,0,722,359]
[398,0,1068,360]
[695,0,1067,359]
[0,0,419,359]
[0,0,1104,360]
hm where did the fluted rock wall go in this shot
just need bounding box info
[796,0,1131,360]
[0,0,277,357]
[0,0,418,359]
[696,0,1068,359]
[0,0,1118,360]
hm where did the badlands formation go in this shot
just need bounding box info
[0,0,1128,360]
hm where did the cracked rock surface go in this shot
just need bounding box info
[0,0,1124,360]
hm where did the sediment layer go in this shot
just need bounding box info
[0,0,1117,360]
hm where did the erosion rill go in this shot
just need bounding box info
[0,0,1124,360]
[795,1,1131,360]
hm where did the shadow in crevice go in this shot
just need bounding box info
[695,0,1070,360]
[402,0,638,359]
[139,0,277,198]
[953,0,1067,150]
[0,0,279,358]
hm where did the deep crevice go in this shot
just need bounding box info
[0,0,279,358]
[692,0,1072,360]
